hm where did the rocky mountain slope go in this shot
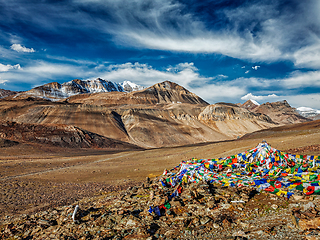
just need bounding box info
[11,78,145,101]
[198,102,276,138]
[132,81,209,105]
[0,80,281,148]
[246,100,310,125]
[0,81,311,148]
[16,78,124,101]
[65,81,209,106]
[0,99,228,148]
[239,99,260,111]
[0,88,18,99]
[297,106,320,120]
[0,121,141,150]
[121,80,144,92]
[313,115,320,120]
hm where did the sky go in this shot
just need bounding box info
[0,0,320,108]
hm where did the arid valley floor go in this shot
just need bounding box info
[1,119,320,239]
[0,120,318,217]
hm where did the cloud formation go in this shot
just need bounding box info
[10,44,35,53]
[2,0,317,63]
[0,0,320,67]
[0,78,8,84]
[100,62,212,89]
[96,62,246,103]
[0,63,21,72]
[0,0,319,108]
[241,93,278,101]
[71,0,320,65]
[0,57,319,107]
[252,66,260,70]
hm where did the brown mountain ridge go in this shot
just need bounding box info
[247,100,310,125]
[0,80,311,149]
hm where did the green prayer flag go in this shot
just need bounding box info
[164,202,171,209]
[296,185,304,191]
[310,175,317,181]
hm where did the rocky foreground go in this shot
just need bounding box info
[1,176,320,240]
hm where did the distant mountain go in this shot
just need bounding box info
[250,100,310,125]
[132,81,209,105]
[12,78,144,101]
[198,102,276,138]
[23,78,124,100]
[297,107,320,119]
[313,115,320,120]
[0,81,272,147]
[0,80,313,148]
[0,88,19,99]
[14,78,146,101]
[66,80,210,106]
[240,99,260,111]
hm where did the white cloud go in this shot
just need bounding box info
[0,63,21,72]
[118,31,282,62]
[241,93,278,101]
[0,78,8,84]
[297,106,320,113]
[81,0,319,64]
[0,60,93,87]
[2,0,320,66]
[282,71,320,89]
[193,84,246,103]
[95,62,244,103]
[252,66,260,70]
[25,62,78,75]
[293,44,320,68]
[72,0,284,61]
[100,62,210,88]
[45,55,102,65]
[284,94,320,109]
[233,70,320,92]
[10,44,35,53]
[1,0,320,67]
[0,56,318,108]
[245,70,250,74]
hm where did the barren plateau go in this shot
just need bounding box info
[1,119,320,218]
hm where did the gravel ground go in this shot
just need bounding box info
[0,179,140,218]
[1,178,319,240]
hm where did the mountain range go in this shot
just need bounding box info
[10,79,144,101]
[0,79,313,149]
[296,107,320,120]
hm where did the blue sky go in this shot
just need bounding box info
[0,0,320,108]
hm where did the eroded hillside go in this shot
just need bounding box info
[0,81,310,148]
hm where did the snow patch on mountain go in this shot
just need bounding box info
[297,107,320,118]
[250,99,260,106]
[65,78,124,94]
[23,78,145,101]
[121,81,144,92]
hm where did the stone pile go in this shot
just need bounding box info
[1,176,320,239]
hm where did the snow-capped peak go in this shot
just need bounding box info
[61,78,124,94]
[121,81,144,92]
[25,78,146,101]
[249,99,260,106]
